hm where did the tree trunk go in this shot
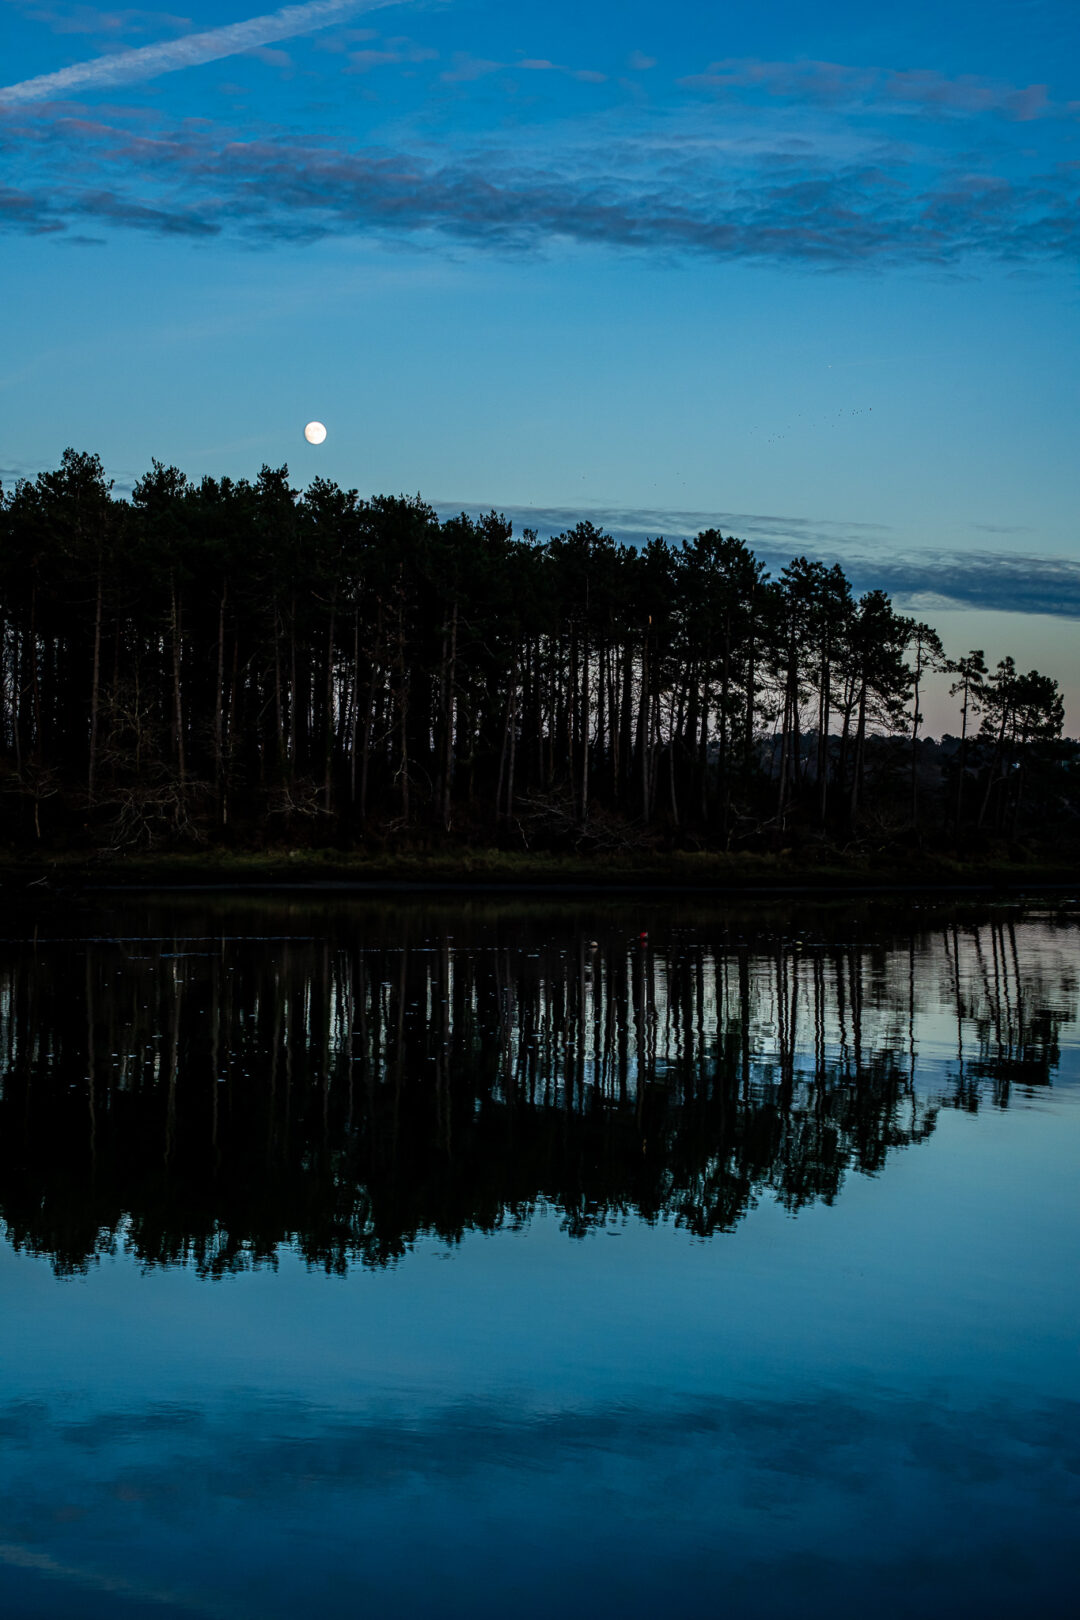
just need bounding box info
[396,598,409,822]
[29,586,41,751]
[505,671,517,820]
[88,568,103,805]
[288,599,299,773]
[699,677,710,825]
[817,650,830,827]
[977,706,1010,829]
[744,625,757,783]
[495,681,512,820]
[323,601,336,813]
[273,610,285,769]
[580,635,590,824]
[442,600,457,828]
[639,632,650,819]
[12,629,22,774]
[359,608,382,820]
[955,680,970,831]
[224,635,238,824]
[214,582,227,814]
[910,648,923,828]
[668,691,679,826]
[848,680,867,828]
[619,644,634,806]
[349,608,360,805]
[170,575,185,789]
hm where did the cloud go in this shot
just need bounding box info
[0,1540,235,1620]
[3,1388,1078,1561]
[0,182,63,230]
[344,36,436,73]
[628,51,656,72]
[518,56,607,84]
[243,44,293,68]
[680,56,1075,123]
[437,502,1080,620]
[8,1386,1079,1495]
[440,52,502,83]
[439,501,892,554]
[0,0,403,104]
[1,1385,1077,1620]
[12,5,191,35]
[438,53,608,86]
[868,549,1080,618]
[73,185,220,232]
[2,78,1076,272]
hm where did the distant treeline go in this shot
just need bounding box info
[0,449,1073,851]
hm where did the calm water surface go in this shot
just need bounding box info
[1,894,1078,1618]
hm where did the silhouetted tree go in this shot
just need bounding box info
[0,451,1074,852]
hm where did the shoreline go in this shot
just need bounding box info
[2,848,1078,897]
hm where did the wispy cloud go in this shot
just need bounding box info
[518,57,607,84]
[0,460,41,483]
[6,5,191,37]
[438,502,892,554]
[680,56,1075,123]
[439,51,501,83]
[4,1388,1078,1557]
[344,35,436,74]
[7,113,1074,267]
[437,52,608,86]
[0,0,403,104]
[863,549,1080,619]
[3,30,1076,273]
[438,502,1080,619]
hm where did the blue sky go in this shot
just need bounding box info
[2,0,1078,726]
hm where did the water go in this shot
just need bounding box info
[1,893,1078,1618]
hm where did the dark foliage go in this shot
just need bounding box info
[0,451,1072,853]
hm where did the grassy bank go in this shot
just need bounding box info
[1,845,1078,893]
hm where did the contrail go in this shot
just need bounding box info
[0,0,403,105]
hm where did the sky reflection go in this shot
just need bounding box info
[1,898,1078,1617]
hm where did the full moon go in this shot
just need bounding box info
[304,421,327,445]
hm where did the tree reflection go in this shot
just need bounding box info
[0,901,1075,1276]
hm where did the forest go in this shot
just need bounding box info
[0,448,1074,857]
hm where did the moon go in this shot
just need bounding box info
[304,421,327,445]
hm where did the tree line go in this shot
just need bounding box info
[0,449,1071,851]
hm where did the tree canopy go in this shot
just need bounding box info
[0,451,1071,852]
